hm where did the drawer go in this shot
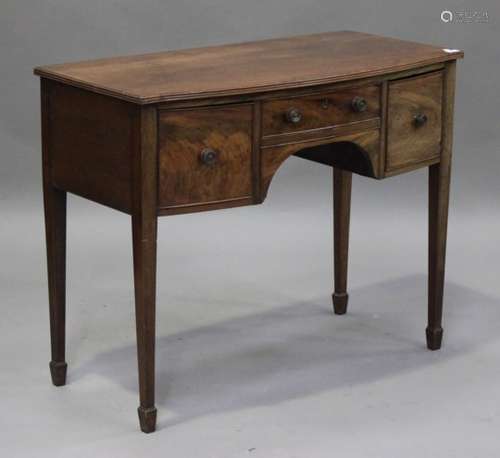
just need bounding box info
[158,105,253,208]
[262,84,380,136]
[386,72,443,172]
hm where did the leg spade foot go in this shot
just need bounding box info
[138,406,157,433]
[426,326,443,351]
[49,360,67,386]
[332,293,349,315]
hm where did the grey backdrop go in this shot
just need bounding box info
[1,1,499,457]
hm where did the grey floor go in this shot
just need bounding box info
[2,157,500,457]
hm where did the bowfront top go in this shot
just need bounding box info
[34,31,463,104]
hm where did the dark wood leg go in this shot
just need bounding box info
[132,213,157,432]
[427,162,450,350]
[43,184,68,386]
[42,78,68,387]
[426,61,455,350]
[332,168,352,315]
[132,105,159,433]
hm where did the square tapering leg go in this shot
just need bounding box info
[427,163,450,350]
[332,168,352,315]
[132,105,159,433]
[132,213,158,433]
[44,185,68,385]
[426,61,455,350]
[42,79,68,386]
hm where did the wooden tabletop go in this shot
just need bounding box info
[34,31,463,104]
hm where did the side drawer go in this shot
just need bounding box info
[262,84,380,136]
[386,71,443,172]
[158,105,253,208]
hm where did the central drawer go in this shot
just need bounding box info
[262,84,380,136]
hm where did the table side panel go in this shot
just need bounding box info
[46,80,135,213]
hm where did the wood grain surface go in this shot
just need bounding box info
[34,31,462,104]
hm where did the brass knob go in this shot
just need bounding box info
[351,96,367,113]
[285,107,303,124]
[413,113,428,127]
[200,148,218,166]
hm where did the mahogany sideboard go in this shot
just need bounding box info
[34,31,463,433]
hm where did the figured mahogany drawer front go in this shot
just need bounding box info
[262,84,380,136]
[158,105,253,208]
[386,71,443,172]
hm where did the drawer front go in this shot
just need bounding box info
[386,72,443,172]
[262,84,380,136]
[158,105,253,208]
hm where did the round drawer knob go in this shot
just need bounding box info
[285,107,303,124]
[200,148,218,166]
[351,96,367,113]
[413,113,428,127]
